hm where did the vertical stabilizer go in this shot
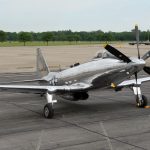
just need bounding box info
[36,48,49,78]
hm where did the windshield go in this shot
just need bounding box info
[93,50,118,59]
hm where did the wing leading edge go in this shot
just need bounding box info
[117,77,150,87]
[0,83,92,94]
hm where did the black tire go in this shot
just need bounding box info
[136,95,148,108]
[44,104,54,119]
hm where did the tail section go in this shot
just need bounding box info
[36,48,49,78]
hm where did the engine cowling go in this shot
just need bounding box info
[61,92,89,101]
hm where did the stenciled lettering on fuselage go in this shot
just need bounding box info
[49,78,58,86]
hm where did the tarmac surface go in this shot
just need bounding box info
[0,44,150,73]
[0,72,150,150]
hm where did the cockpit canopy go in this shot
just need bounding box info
[93,50,118,60]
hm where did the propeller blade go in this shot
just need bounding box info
[135,25,140,59]
[142,51,150,60]
[135,72,138,84]
[134,72,139,97]
[143,66,150,75]
[104,44,131,63]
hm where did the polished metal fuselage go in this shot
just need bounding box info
[44,57,145,90]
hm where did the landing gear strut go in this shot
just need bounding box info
[43,92,57,119]
[133,86,148,108]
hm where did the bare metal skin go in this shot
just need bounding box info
[0,43,149,118]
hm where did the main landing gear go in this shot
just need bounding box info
[133,86,148,108]
[43,92,57,119]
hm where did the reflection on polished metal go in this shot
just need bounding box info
[0,43,150,118]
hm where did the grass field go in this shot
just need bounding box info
[0,41,121,47]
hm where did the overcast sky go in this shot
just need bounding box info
[0,0,150,32]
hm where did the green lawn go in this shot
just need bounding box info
[0,41,118,47]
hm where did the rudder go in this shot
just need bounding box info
[36,48,49,78]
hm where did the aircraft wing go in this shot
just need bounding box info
[0,82,92,94]
[117,77,150,87]
[0,79,45,84]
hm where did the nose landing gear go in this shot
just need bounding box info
[133,86,148,108]
[136,95,148,108]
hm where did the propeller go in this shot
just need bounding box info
[104,44,131,63]
[142,51,150,75]
[135,25,140,59]
[134,25,150,75]
[104,25,150,76]
[143,66,150,75]
[104,43,140,94]
[134,25,140,86]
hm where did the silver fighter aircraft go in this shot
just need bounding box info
[0,26,150,119]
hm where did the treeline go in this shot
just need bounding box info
[0,30,149,45]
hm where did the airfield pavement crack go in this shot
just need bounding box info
[100,121,113,150]
[57,118,148,150]
[1,98,150,131]
[1,95,150,149]
[7,101,42,115]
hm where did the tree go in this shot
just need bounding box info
[42,32,53,45]
[74,34,80,43]
[7,32,18,41]
[87,35,93,43]
[67,34,74,43]
[95,30,104,41]
[0,30,7,42]
[18,32,32,46]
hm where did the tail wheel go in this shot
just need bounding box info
[136,95,148,108]
[44,104,54,119]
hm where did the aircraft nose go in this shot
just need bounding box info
[139,59,146,65]
[136,59,145,67]
[136,59,146,70]
[131,58,146,72]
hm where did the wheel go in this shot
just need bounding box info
[44,104,54,119]
[136,95,148,108]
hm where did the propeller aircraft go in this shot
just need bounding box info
[0,25,150,119]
